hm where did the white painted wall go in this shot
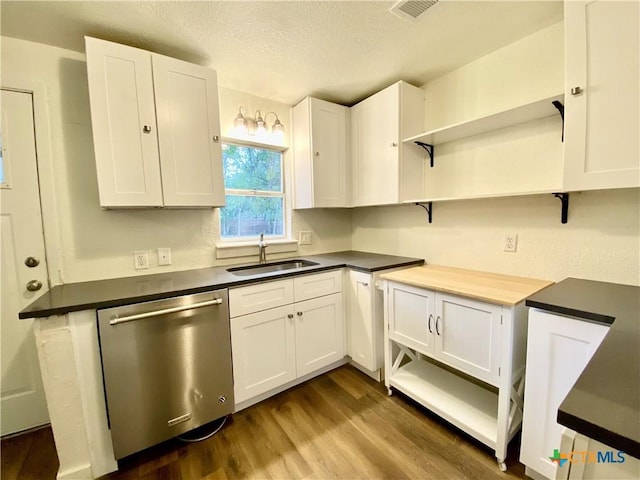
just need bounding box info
[352,22,640,286]
[1,36,352,284]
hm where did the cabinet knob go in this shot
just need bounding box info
[390,142,398,147]
[314,152,320,156]
[287,314,294,319]
[213,135,220,143]
[26,280,42,292]
[142,125,152,133]
[570,86,583,96]
[25,256,40,268]
[296,311,303,317]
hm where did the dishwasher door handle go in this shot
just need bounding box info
[109,298,223,325]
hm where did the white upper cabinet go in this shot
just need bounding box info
[85,37,225,208]
[292,97,348,208]
[563,0,640,191]
[351,81,425,206]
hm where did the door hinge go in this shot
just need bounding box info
[498,367,501,376]
[500,315,503,325]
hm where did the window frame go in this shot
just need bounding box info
[219,140,288,242]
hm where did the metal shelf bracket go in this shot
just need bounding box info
[552,100,565,142]
[415,202,433,223]
[415,141,435,167]
[553,193,569,224]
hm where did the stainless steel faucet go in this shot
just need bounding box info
[258,232,267,264]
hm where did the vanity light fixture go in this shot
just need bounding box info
[232,106,285,140]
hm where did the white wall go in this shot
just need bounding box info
[1,36,352,284]
[353,22,640,286]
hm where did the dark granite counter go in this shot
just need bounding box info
[526,278,640,459]
[19,251,424,319]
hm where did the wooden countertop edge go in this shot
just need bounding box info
[380,265,554,306]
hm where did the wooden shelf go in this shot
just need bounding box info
[389,359,498,449]
[403,94,564,146]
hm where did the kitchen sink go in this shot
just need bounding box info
[227,259,319,276]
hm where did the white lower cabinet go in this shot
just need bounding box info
[230,270,345,408]
[520,308,609,480]
[384,280,527,471]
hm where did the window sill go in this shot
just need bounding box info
[215,239,299,260]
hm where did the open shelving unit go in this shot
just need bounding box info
[403,93,564,153]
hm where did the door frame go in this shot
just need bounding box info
[2,81,62,287]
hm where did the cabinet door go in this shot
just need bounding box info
[434,293,502,386]
[294,293,345,377]
[292,98,348,209]
[347,271,375,371]
[351,84,400,206]
[230,305,296,404]
[386,282,434,355]
[85,37,163,207]
[563,1,640,190]
[520,309,609,479]
[153,54,225,207]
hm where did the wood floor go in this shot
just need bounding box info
[1,365,526,479]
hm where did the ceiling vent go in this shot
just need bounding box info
[389,0,439,22]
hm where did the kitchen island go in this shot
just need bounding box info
[526,278,640,460]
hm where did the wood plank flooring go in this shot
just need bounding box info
[1,365,526,479]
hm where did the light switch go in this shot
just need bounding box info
[299,231,312,245]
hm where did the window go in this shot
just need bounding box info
[220,143,285,240]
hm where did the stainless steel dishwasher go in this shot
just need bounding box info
[97,289,233,460]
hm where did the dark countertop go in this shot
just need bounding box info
[19,251,424,319]
[526,278,640,459]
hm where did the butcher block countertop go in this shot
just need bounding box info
[380,265,553,305]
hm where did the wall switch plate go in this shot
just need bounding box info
[134,251,149,269]
[157,248,172,266]
[504,234,518,253]
[299,231,312,245]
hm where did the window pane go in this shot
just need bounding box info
[222,144,282,192]
[220,195,284,238]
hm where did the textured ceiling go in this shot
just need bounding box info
[0,1,563,105]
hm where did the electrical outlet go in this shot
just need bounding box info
[134,251,149,270]
[157,248,172,266]
[299,231,312,245]
[504,234,518,253]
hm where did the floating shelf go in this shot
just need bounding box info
[403,94,564,146]
[405,188,560,205]
[389,359,498,449]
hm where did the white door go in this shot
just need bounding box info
[153,54,225,207]
[295,293,345,377]
[347,270,374,371]
[563,0,640,190]
[434,293,502,387]
[230,305,296,404]
[1,89,50,435]
[386,282,435,355]
[520,309,609,480]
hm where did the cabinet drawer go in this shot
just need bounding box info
[229,279,294,318]
[294,269,342,302]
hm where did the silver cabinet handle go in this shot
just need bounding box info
[435,316,441,336]
[571,86,583,96]
[428,314,433,334]
[142,125,152,133]
[25,256,40,268]
[26,280,42,291]
[110,298,222,325]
